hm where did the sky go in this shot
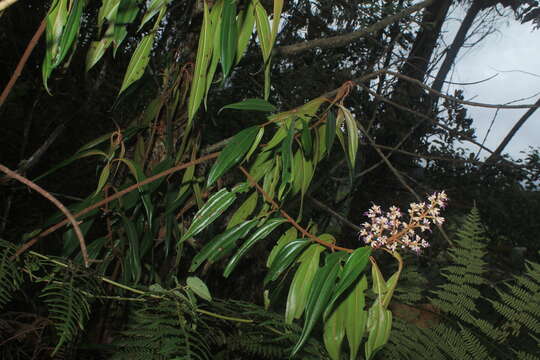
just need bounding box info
[440,4,540,160]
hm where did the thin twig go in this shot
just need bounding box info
[0,164,90,266]
[0,17,46,107]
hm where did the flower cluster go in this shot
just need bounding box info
[358,191,448,253]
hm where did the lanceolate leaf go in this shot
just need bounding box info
[271,0,283,45]
[138,0,170,31]
[236,1,255,63]
[340,106,359,172]
[246,126,265,161]
[97,0,121,30]
[118,32,155,94]
[326,110,337,155]
[188,1,213,124]
[223,218,286,277]
[371,260,387,295]
[365,303,392,360]
[285,243,324,323]
[121,215,141,283]
[113,0,140,52]
[264,239,310,285]
[291,251,345,357]
[280,119,295,186]
[301,119,313,157]
[204,0,224,106]
[345,276,368,360]
[220,98,276,113]
[207,126,261,186]
[43,0,68,91]
[189,220,257,272]
[323,297,346,360]
[227,191,258,229]
[54,0,84,68]
[266,227,297,268]
[325,246,371,318]
[220,0,237,79]
[253,0,271,61]
[181,188,238,242]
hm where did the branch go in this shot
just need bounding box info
[485,96,540,163]
[0,163,90,266]
[239,166,354,253]
[272,0,434,57]
[0,17,46,108]
[11,152,220,260]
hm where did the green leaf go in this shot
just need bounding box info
[97,0,120,30]
[94,162,111,196]
[186,276,212,301]
[138,0,170,31]
[340,106,359,172]
[291,150,304,196]
[181,188,238,243]
[270,0,283,45]
[266,227,297,268]
[118,32,155,94]
[365,303,392,360]
[115,158,154,224]
[207,126,261,186]
[371,260,387,295]
[245,126,264,161]
[285,243,324,323]
[382,271,401,309]
[204,0,224,107]
[280,119,295,186]
[42,0,68,91]
[291,251,345,357]
[325,246,371,319]
[113,0,140,53]
[189,220,257,272]
[227,191,258,229]
[86,35,113,71]
[326,111,337,156]
[220,0,237,79]
[220,98,276,113]
[235,1,255,63]
[253,0,271,61]
[224,218,286,278]
[54,0,84,68]
[323,296,346,360]
[121,215,141,283]
[301,119,313,157]
[264,239,310,285]
[345,276,368,360]
[188,0,213,125]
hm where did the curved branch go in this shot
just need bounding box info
[0,163,90,266]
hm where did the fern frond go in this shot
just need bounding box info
[40,274,92,355]
[0,239,23,310]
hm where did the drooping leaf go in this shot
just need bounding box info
[340,106,359,172]
[285,243,324,323]
[223,218,286,277]
[86,34,113,71]
[186,276,212,301]
[189,220,257,272]
[220,98,276,113]
[323,296,346,360]
[226,191,258,230]
[42,0,68,91]
[326,110,337,156]
[97,0,120,30]
[301,119,313,157]
[115,158,154,223]
[325,246,371,318]
[204,0,224,106]
[235,1,255,63]
[54,0,84,68]
[121,215,141,283]
[207,126,261,186]
[266,227,297,268]
[220,0,237,79]
[365,303,392,360]
[371,260,387,295]
[188,0,213,124]
[118,32,155,94]
[253,0,271,61]
[280,119,295,186]
[345,276,368,360]
[264,239,310,285]
[291,251,345,357]
[113,0,140,53]
[245,126,264,161]
[138,0,170,31]
[181,188,238,243]
[270,0,283,45]
[94,162,111,196]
